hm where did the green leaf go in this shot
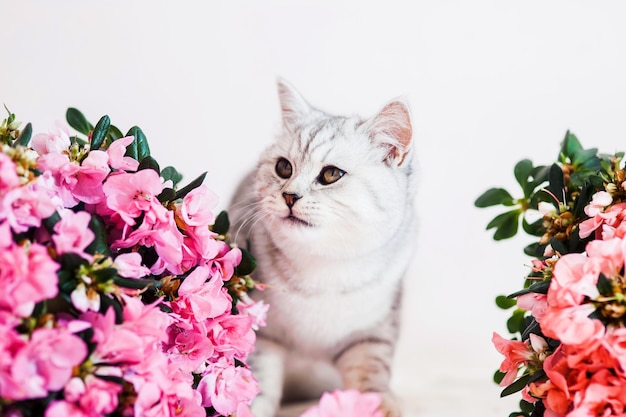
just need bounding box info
[547,164,565,205]
[113,276,160,290]
[15,122,32,147]
[474,188,515,208]
[572,148,598,168]
[138,156,160,173]
[175,172,207,200]
[161,166,183,186]
[92,267,118,282]
[501,374,531,397]
[157,188,176,204]
[514,159,533,193]
[486,210,520,240]
[42,211,62,234]
[125,126,150,161]
[85,214,110,256]
[66,108,93,135]
[493,369,506,385]
[522,217,543,237]
[107,124,124,141]
[597,273,613,296]
[90,115,110,151]
[560,130,582,160]
[212,211,230,235]
[235,247,257,276]
[506,309,526,334]
[496,295,517,310]
[508,280,551,298]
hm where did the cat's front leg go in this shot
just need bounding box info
[250,338,286,417]
[334,340,402,417]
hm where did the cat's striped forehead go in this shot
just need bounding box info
[286,115,364,165]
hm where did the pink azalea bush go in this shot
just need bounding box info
[477,133,626,416]
[0,108,266,416]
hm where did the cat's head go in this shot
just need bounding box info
[253,79,416,257]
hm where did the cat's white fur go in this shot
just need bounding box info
[229,80,417,417]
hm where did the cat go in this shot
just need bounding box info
[228,79,417,417]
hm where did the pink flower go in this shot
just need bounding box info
[197,357,259,415]
[113,206,184,275]
[517,292,548,322]
[0,153,19,193]
[579,202,626,240]
[0,238,59,317]
[37,150,110,207]
[113,252,150,278]
[106,136,140,171]
[73,151,111,204]
[300,389,384,417]
[1,183,56,233]
[81,308,145,366]
[172,265,232,322]
[103,169,163,226]
[492,332,536,386]
[584,191,613,217]
[176,185,218,227]
[31,121,72,156]
[237,296,269,330]
[4,327,88,400]
[166,323,215,373]
[52,210,94,260]
[209,314,256,360]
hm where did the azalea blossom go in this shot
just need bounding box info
[300,389,384,417]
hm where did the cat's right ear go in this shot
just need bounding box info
[277,78,312,131]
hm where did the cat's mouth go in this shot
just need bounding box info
[284,214,313,227]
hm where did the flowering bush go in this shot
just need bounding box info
[476,132,626,416]
[0,107,268,417]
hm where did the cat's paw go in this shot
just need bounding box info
[251,396,280,417]
[378,392,402,417]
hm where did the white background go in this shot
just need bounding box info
[3,1,626,416]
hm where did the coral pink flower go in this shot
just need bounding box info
[300,389,384,417]
[197,357,259,415]
[52,210,94,260]
[492,332,536,386]
[584,191,613,217]
[31,121,71,156]
[103,169,163,226]
[106,136,140,171]
[579,202,626,240]
[517,292,548,322]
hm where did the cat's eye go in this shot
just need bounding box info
[318,166,346,185]
[275,157,293,179]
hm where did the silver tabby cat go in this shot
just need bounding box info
[229,80,417,417]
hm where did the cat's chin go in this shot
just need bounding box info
[282,214,313,228]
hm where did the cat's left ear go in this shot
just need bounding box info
[365,100,413,166]
[277,78,312,131]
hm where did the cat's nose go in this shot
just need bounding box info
[282,192,302,208]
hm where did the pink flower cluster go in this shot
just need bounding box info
[495,191,626,417]
[0,115,266,417]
